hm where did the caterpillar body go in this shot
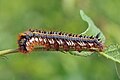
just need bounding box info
[18,29,105,53]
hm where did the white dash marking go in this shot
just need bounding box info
[35,38,39,42]
[56,40,61,45]
[44,39,47,43]
[39,37,42,42]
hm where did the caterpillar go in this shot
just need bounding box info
[18,29,105,53]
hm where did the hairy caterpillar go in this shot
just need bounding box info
[18,29,105,53]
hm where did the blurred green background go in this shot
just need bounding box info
[0,0,120,80]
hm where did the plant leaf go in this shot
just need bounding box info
[69,51,93,57]
[101,44,120,64]
[80,10,106,42]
